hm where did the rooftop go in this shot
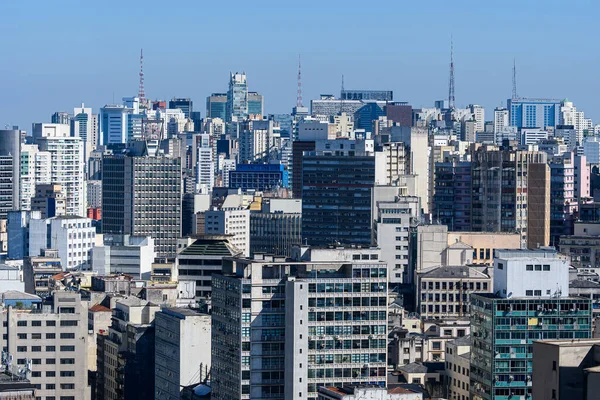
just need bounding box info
[398,362,445,374]
[419,265,489,279]
[533,339,600,347]
[450,335,471,347]
[570,279,600,289]
[0,264,18,271]
[161,307,208,318]
[89,304,111,313]
[179,237,242,257]
[1,291,42,301]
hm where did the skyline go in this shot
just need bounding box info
[2,0,599,130]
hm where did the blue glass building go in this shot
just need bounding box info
[507,98,561,128]
[353,102,386,132]
[206,93,227,120]
[229,164,288,191]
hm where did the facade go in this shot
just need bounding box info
[36,135,85,217]
[99,103,141,145]
[507,97,561,128]
[584,137,600,164]
[29,216,96,270]
[168,98,193,118]
[20,144,51,211]
[91,235,155,278]
[433,158,472,231]
[7,210,41,260]
[310,95,364,118]
[302,139,375,246]
[176,235,242,300]
[0,129,21,214]
[0,292,90,400]
[446,232,521,265]
[549,152,578,245]
[31,183,66,219]
[155,308,211,400]
[229,164,288,191]
[226,73,248,122]
[87,180,102,208]
[318,386,422,399]
[211,247,388,400]
[102,149,182,258]
[416,266,492,319]
[291,140,316,198]
[445,335,471,400]
[248,92,264,116]
[249,198,302,257]
[206,93,227,120]
[204,208,250,257]
[493,108,509,134]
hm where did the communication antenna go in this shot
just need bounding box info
[296,55,303,108]
[448,35,455,109]
[512,58,518,99]
[138,49,146,104]
[340,74,345,114]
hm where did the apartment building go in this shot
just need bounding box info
[445,335,471,400]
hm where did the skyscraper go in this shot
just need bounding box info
[493,107,509,134]
[206,93,227,120]
[168,97,193,118]
[102,144,182,258]
[20,144,51,211]
[226,72,248,122]
[247,92,264,116]
[0,130,21,214]
[507,97,561,128]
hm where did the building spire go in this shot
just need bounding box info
[296,55,303,108]
[138,48,146,104]
[448,35,455,109]
[512,58,518,99]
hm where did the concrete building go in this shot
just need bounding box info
[507,97,561,128]
[532,339,600,400]
[91,235,155,279]
[23,249,62,297]
[226,72,249,122]
[87,180,102,209]
[211,247,388,400]
[249,198,302,257]
[206,93,227,120]
[30,183,66,219]
[155,308,211,400]
[176,235,242,300]
[584,137,600,164]
[230,163,288,191]
[493,107,509,134]
[0,130,21,216]
[0,292,90,400]
[204,208,250,257]
[0,265,24,292]
[29,216,96,270]
[20,144,51,212]
[416,266,492,319]
[446,232,521,265]
[375,142,408,186]
[318,386,423,400]
[549,152,578,245]
[445,335,471,400]
[102,146,182,258]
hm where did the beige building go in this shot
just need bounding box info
[416,265,492,319]
[532,339,600,400]
[559,234,600,268]
[527,162,551,248]
[0,292,90,400]
[446,232,521,265]
[445,336,470,400]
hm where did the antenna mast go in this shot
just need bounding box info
[296,55,303,108]
[449,36,455,109]
[512,58,518,99]
[138,49,146,104]
[340,74,345,114]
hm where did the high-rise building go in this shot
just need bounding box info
[341,90,393,101]
[206,93,227,120]
[385,103,412,127]
[91,235,155,278]
[468,104,485,132]
[493,107,509,134]
[310,95,364,118]
[211,246,388,400]
[0,292,90,400]
[433,156,472,231]
[168,98,193,118]
[204,208,250,257]
[302,138,375,246]
[102,145,182,258]
[249,198,302,257]
[99,100,142,145]
[226,72,248,122]
[195,133,214,194]
[470,249,592,400]
[31,183,66,219]
[51,111,71,125]
[549,152,578,245]
[20,144,51,211]
[353,102,386,132]
[229,164,288,191]
[73,103,95,162]
[0,130,21,214]
[507,97,561,128]
[291,141,316,198]
[247,92,263,116]
[35,132,85,217]
[7,211,41,260]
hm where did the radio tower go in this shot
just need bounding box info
[138,49,146,104]
[340,74,345,114]
[448,36,455,109]
[512,58,518,99]
[296,55,303,108]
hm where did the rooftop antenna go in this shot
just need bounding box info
[296,55,303,108]
[448,35,455,109]
[138,49,146,104]
[340,74,345,114]
[512,58,518,99]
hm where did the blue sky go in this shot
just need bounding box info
[1,0,599,130]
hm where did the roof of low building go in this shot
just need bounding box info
[398,361,445,374]
[179,237,242,257]
[419,265,490,279]
[449,335,471,347]
[1,291,42,301]
[570,279,600,289]
[89,304,111,313]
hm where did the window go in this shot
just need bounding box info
[526,290,533,296]
[526,265,533,271]
[60,371,75,377]
[552,361,557,371]
[60,333,75,339]
[60,359,75,365]
[31,372,41,377]
[17,334,27,339]
[60,346,75,352]
[497,263,503,270]
[60,321,77,327]
[46,346,56,352]
[31,321,41,327]
[31,333,41,339]
[31,346,41,352]
[543,265,551,271]
[17,346,26,352]
[46,321,56,327]
[432,342,441,350]
[17,321,27,327]
[534,290,542,296]
[535,265,542,271]
[46,359,56,365]
[46,384,55,390]
[46,371,56,376]
[60,384,75,389]
[46,333,56,339]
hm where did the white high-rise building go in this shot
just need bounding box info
[19,144,51,211]
[36,136,85,216]
[494,107,510,134]
[468,104,485,132]
[205,208,250,256]
[221,158,236,187]
[560,99,591,141]
[91,235,155,278]
[73,103,95,163]
[195,134,214,194]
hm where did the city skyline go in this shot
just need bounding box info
[2,0,599,130]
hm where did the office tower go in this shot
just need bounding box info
[211,246,388,400]
[7,211,41,260]
[87,180,102,209]
[0,130,21,214]
[462,120,476,142]
[310,95,364,118]
[433,156,472,230]
[102,147,182,258]
[341,90,393,101]
[468,104,485,132]
[385,103,412,127]
[247,92,264,116]
[372,186,420,285]
[519,128,549,146]
[302,138,375,246]
[195,133,214,194]
[20,144,51,211]
[31,184,66,218]
[526,163,551,249]
[250,198,302,257]
[574,154,590,202]
[206,93,228,120]
[238,119,274,163]
[226,72,248,122]
[221,158,236,188]
[549,152,578,245]
[168,97,193,118]
[555,125,579,150]
[470,249,592,400]
[102,297,159,400]
[91,235,155,278]
[354,102,386,131]
[269,114,293,138]
[177,235,242,300]
[72,103,92,141]
[229,164,288,191]
[507,97,561,128]
[155,308,211,400]
[29,216,96,269]
[559,99,591,141]
[291,141,316,198]
[99,99,142,145]
[493,107,509,134]
[204,208,250,256]
[51,111,71,125]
